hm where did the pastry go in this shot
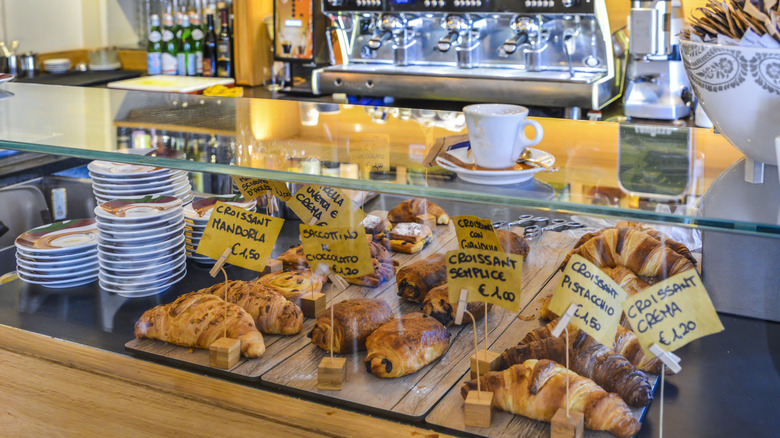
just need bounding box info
[387,198,450,225]
[421,283,492,326]
[396,253,447,302]
[461,359,641,438]
[257,269,325,303]
[199,280,303,335]
[277,245,308,271]
[499,330,653,407]
[389,222,433,254]
[522,319,672,375]
[496,229,531,259]
[562,226,695,282]
[574,221,697,266]
[134,292,265,357]
[309,298,394,353]
[362,214,392,248]
[365,313,450,378]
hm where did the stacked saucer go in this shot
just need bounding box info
[88,160,193,205]
[15,219,99,288]
[95,196,187,297]
[184,195,257,265]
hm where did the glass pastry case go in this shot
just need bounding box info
[0,82,777,438]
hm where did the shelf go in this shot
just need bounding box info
[0,82,777,237]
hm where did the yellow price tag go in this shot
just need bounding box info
[349,134,390,173]
[446,249,524,313]
[548,254,628,346]
[453,215,502,251]
[287,185,366,228]
[622,270,724,356]
[196,201,284,272]
[231,176,292,201]
[299,224,374,279]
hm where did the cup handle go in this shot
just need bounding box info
[522,120,544,147]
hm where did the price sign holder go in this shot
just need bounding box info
[208,266,241,370]
[459,293,494,428]
[301,264,329,319]
[549,303,584,438]
[317,264,348,391]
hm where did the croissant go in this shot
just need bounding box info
[562,227,694,281]
[500,330,653,407]
[309,298,394,353]
[365,313,450,378]
[615,221,696,266]
[387,198,449,225]
[421,283,491,326]
[199,280,303,335]
[461,360,640,438]
[496,229,531,259]
[396,253,447,302]
[277,245,308,271]
[522,319,672,375]
[257,269,324,304]
[134,292,265,357]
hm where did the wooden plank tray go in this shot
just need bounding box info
[124,214,462,381]
[425,268,658,437]
[262,230,581,421]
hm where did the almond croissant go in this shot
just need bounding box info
[500,330,653,406]
[198,280,303,335]
[134,292,265,357]
[461,359,640,438]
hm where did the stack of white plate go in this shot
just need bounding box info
[88,161,193,205]
[95,196,187,297]
[184,195,257,265]
[15,219,99,288]
[42,58,71,74]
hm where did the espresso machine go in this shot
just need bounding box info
[623,0,690,120]
[314,0,623,112]
[274,0,330,93]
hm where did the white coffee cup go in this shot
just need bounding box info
[463,104,543,169]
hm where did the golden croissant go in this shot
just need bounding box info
[198,280,303,335]
[309,298,394,353]
[387,198,449,225]
[461,359,640,438]
[134,292,265,357]
[365,313,450,378]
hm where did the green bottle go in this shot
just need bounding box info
[146,14,162,75]
[190,12,204,76]
[161,13,178,75]
[177,14,196,76]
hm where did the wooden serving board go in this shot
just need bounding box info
[426,268,659,437]
[262,229,582,421]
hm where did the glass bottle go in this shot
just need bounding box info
[190,12,204,76]
[161,13,178,75]
[202,13,217,77]
[216,6,232,78]
[147,14,162,75]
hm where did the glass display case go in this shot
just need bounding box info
[0,82,778,438]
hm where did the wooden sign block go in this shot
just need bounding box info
[464,390,494,428]
[317,356,347,391]
[470,349,501,379]
[259,259,283,276]
[551,408,584,438]
[209,337,241,369]
[301,292,327,319]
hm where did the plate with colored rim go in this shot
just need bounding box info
[95,212,184,232]
[184,196,257,220]
[15,219,99,253]
[87,161,172,178]
[435,147,554,185]
[94,196,183,221]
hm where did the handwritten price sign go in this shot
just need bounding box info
[299,224,373,279]
[446,248,524,313]
[231,176,292,201]
[549,255,628,346]
[622,270,723,356]
[287,185,366,228]
[196,201,284,271]
[453,215,502,252]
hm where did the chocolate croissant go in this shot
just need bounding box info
[396,253,447,303]
[365,313,450,378]
[387,198,450,225]
[309,298,394,353]
[500,330,653,407]
[461,359,641,438]
[199,280,303,335]
[135,292,265,357]
[421,283,492,326]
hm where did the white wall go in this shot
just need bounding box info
[0,0,140,53]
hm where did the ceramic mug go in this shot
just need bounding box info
[463,104,543,169]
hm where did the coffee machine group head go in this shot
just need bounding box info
[315,0,623,111]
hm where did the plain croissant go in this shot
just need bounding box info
[562,226,694,281]
[134,292,265,357]
[199,280,303,335]
[462,359,640,438]
[500,330,653,406]
[387,198,450,225]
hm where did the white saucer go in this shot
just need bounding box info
[436,147,555,185]
[15,219,98,253]
[94,197,182,221]
[88,161,170,177]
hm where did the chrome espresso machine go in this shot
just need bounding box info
[314,0,623,111]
